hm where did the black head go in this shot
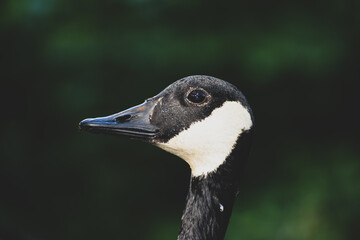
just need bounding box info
[79,75,254,176]
[148,75,253,142]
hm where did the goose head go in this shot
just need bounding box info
[79,75,254,177]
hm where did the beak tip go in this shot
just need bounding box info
[78,118,91,131]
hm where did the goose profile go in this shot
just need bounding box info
[79,75,254,240]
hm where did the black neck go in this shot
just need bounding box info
[178,131,252,240]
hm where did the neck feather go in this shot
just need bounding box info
[177,131,252,240]
[178,174,237,240]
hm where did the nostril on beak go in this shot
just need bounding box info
[115,114,132,123]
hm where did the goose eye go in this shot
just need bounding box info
[187,89,207,104]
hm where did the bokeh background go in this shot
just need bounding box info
[1,0,359,239]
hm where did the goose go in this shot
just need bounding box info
[79,75,254,240]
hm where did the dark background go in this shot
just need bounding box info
[1,0,359,239]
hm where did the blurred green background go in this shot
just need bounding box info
[1,0,359,239]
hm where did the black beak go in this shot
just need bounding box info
[79,100,159,140]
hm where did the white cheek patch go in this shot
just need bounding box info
[156,101,253,177]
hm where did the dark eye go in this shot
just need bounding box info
[187,89,207,104]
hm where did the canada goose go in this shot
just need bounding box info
[79,75,254,240]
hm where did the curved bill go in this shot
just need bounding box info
[79,100,159,140]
